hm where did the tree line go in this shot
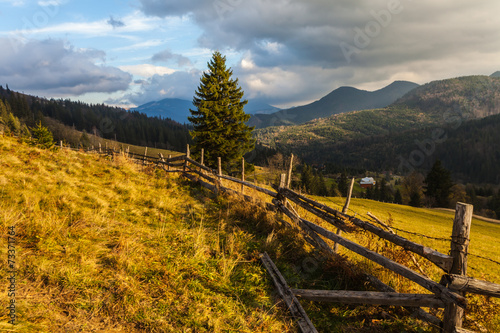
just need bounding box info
[0,85,191,152]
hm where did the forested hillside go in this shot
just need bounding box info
[0,86,190,151]
[255,75,500,183]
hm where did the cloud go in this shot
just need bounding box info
[137,0,500,106]
[0,38,132,96]
[119,64,176,77]
[119,69,201,106]
[107,16,125,29]
[151,49,192,67]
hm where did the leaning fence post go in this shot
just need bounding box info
[334,177,355,253]
[443,202,473,333]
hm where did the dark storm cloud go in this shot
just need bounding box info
[138,0,500,69]
[0,38,132,96]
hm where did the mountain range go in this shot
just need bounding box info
[132,98,280,124]
[248,80,420,128]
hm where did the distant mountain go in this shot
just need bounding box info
[133,98,279,124]
[491,71,500,78]
[245,99,281,114]
[133,98,193,124]
[248,81,419,128]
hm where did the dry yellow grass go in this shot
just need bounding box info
[0,135,296,332]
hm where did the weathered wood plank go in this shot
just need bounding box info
[442,274,500,298]
[260,253,318,333]
[185,157,214,173]
[219,174,278,198]
[277,187,355,232]
[279,187,453,272]
[273,199,336,257]
[299,218,467,308]
[292,290,445,308]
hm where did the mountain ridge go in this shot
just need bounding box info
[248,80,419,128]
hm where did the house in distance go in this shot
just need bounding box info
[360,177,376,188]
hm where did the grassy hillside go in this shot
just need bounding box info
[1,134,499,332]
[0,135,297,332]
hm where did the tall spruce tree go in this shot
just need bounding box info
[189,51,255,170]
[424,160,453,208]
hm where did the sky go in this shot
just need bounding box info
[0,0,499,109]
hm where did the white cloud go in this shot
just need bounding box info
[118,69,201,106]
[119,64,176,77]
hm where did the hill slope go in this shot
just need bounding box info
[255,75,500,182]
[0,136,297,332]
[249,80,419,128]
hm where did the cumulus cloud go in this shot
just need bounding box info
[152,49,192,67]
[119,69,201,106]
[0,38,132,96]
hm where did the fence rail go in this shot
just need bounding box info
[74,143,500,333]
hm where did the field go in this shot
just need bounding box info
[1,134,499,332]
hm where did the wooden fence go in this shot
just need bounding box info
[72,143,500,333]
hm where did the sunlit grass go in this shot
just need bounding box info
[0,135,294,332]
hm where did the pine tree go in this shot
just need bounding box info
[301,164,313,193]
[424,160,453,208]
[338,173,348,197]
[30,121,54,149]
[394,189,403,204]
[189,51,255,170]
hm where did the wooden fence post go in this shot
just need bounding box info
[241,157,245,194]
[286,154,294,189]
[201,148,204,166]
[279,173,287,190]
[334,178,355,253]
[217,157,222,177]
[167,154,172,172]
[215,157,222,195]
[443,202,473,333]
[99,143,102,154]
[143,146,148,166]
[184,144,190,172]
[60,140,63,149]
